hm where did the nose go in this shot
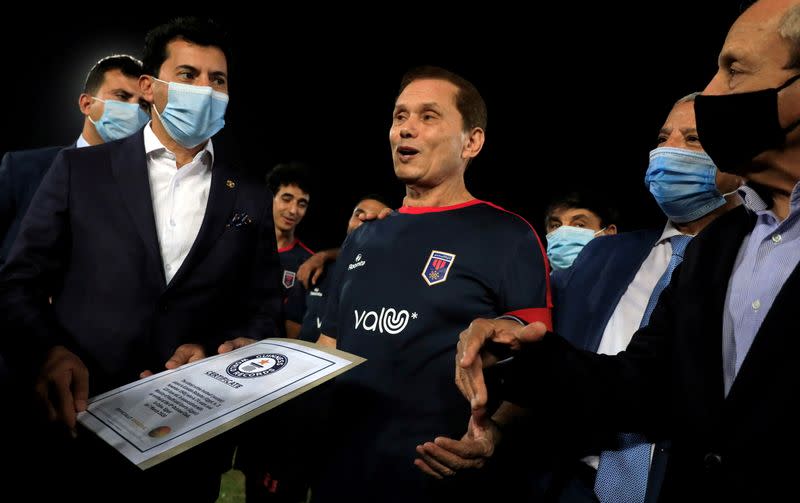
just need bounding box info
[702,71,725,96]
[399,117,417,139]
[663,134,682,148]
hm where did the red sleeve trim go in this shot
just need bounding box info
[480,200,553,309]
[505,308,552,331]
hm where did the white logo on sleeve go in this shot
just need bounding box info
[354,307,416,334]
[348,252,366,271]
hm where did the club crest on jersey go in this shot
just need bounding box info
[422,250,456,286]
[282,270,296,289]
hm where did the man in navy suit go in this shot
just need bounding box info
[0,54,147,265]
[449,1,800,499]
[0,17,281,502]
[544,93,743,501]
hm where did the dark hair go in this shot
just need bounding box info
[545,191,619,229]
[398,66,487,132]
[83,55,143,95]
[355,193,393,209]
[266,161,313,196]
[142,17,231,78]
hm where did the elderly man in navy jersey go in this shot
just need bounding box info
[310,66,552,503]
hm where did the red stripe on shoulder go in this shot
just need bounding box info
[479,200,553,309]
[296,239,315,255]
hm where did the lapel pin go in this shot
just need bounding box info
[226,180,236,189]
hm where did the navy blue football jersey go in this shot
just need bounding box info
[278,239,313,324]
[297,265,332,342]
[319,200,551,497]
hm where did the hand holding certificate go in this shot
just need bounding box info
[77,339,363,469]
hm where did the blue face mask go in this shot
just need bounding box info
[645,147,727,223]
[152,78,229,148]
[89,98,149,142]
[546,226,604,271]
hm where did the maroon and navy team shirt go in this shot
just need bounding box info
[278,238,314,325]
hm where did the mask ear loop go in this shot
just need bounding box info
[778,73,800,133]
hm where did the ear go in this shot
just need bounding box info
[139,75,155,106]
[78,93,93,116]
[605,224,618,235]
[461,127,485,161]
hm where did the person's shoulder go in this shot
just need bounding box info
[2,145,65,165]
[472,200,540,236]
[580,227,661,258]
[61,132,141,165]
[296,240,315,258]
[695,205,751,243]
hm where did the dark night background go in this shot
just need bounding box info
[2,6,744,251]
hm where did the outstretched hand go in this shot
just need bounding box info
[456,319,547,420]
[414,415,501,479]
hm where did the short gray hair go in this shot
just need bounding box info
[674,92,701,107]
[778,4,800,68]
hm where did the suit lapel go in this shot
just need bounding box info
[586,229,662,352]
[110,131,165,286]
[167,152,238,289]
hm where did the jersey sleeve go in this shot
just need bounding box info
[283,282,307,323]
[498,226,553,330]
[319,233,358,340]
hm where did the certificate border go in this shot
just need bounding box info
[80,339,364,469]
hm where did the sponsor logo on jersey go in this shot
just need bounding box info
[226,354,288,378]
[354,307,416,334]
[348,252,366,271]
[421,250,456,286]
[282,270,296,289]
[310,287,323,297]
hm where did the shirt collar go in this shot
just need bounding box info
[738,181,800,219]
[143,121,214,167]
[656,220,687,246]
[738,184,770,213]
[76,134,90,148]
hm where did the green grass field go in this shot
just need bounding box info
[216,468,245,503]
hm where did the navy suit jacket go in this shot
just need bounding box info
[0,130,282,394]
[549,228,664,501]
[552,228,661,352]
[0,145,65,265]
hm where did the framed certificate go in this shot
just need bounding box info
[77,339,364,469]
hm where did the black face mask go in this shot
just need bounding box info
[695,73,800,175]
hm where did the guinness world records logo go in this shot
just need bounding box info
[226,353,288,378]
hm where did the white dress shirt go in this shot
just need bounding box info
[144,124,213,284]
[596,221,685,355]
